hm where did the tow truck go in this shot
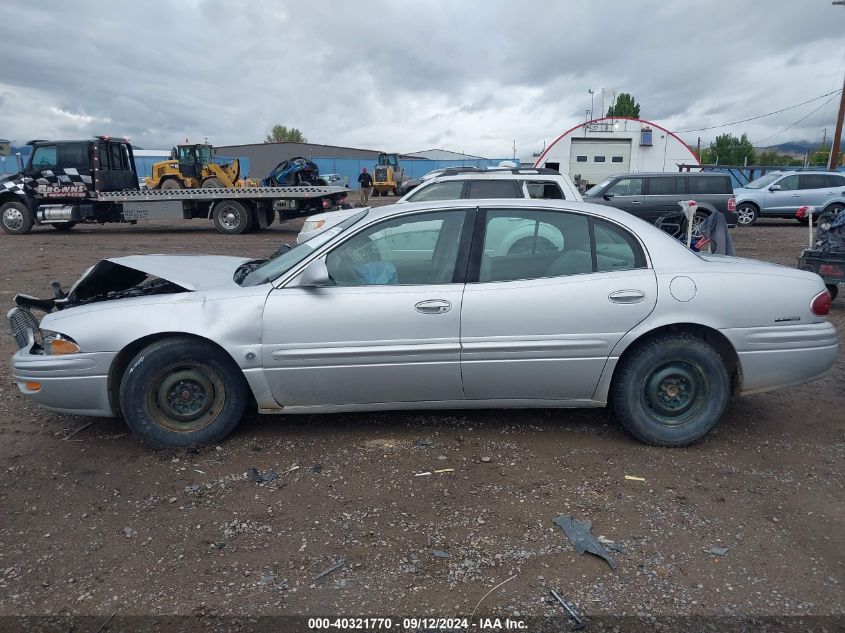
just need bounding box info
[0,137,351,235]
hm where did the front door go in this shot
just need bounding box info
[262,209,470,407]
[602,177,646,220]
[762,174,800,215]
[460,208,657,401]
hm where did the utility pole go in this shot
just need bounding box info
[829,74,845,169]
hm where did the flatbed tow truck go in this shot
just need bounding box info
[0,137,351,235]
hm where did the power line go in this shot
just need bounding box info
[752,94,840,144]
[678,89,842,133]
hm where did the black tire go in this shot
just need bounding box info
[51,222,76,231]
[507,236,556,255]
[825,203,845,216]
[827,284,839,302]
[159,178,183,190]
[201,177,223,188]
[118,337,248,448]
[1,200,34,235]
[211,200,252,235]
[610,333,730,447]
[735,203,758,227]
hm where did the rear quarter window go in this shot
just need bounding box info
[688,175,732,194]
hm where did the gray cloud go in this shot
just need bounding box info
[0,0,842,159]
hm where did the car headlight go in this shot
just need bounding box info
[41,331,81,355]
[302,219,326,233]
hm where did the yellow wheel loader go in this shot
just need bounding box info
[144,144,254,190]
[371,152,407,196]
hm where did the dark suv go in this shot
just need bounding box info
[584,172,737,227]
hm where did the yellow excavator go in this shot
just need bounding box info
[145,143,254,190]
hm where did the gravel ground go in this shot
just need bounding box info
[0,206,842,631]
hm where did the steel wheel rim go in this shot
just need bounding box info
[736,206,755,225]
[219,205,241,230]
[146,363,225,433]
[3,207,23,231]
[640,359,708,425]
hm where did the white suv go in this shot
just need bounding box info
[296,169,582,243]
[397,168,582,204]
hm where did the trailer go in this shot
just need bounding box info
[0,137,351,236]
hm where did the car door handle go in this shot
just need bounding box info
[631,200,641,204]
[609,290,645,304]
[415,299,452,314]
[790,193,799,197]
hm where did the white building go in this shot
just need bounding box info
[531,117,700,186]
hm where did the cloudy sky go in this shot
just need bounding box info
[1,0,842,159]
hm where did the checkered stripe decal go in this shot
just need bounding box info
[1,170,93,197]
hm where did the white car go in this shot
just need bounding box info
[297,168,582,243]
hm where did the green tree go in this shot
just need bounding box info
[808,141,830,167]
[264,125,307,143]
[757,149,803,167]
[705,133,756,165]
[606,93,641,118]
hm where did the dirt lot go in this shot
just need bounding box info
[0,206,842,631]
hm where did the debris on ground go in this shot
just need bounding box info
[311,464,322,473]
[414,438,434,448]
[414,471,432,477]
[122,527,136,539]
[709,546,729,556]
[248,467,278,483]
[598,536,630,554]
[311,558,346,584]
[624,474,646,482]
[433,468,455,474]
[553,515,617,570]
[549,588,586,630]
[431,550,451,558]
[480,456,492,463]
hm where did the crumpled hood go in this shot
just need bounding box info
[65,254,250,304]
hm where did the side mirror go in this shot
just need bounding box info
[299,259,330,287]
[769,184,782,192]
[603,192,615,200]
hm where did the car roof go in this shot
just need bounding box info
[604,172,728,179]
[363,197,642,226]
[433,170,565,181]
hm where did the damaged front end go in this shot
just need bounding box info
[7,259,190,352]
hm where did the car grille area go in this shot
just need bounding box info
[7,306,39,350]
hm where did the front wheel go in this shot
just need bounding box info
[201,177,223,188]
[119,337,248,448]
[159,178,183,190]
[735,203,758,227]
[1,200,34,235]
[212,200,253,235]
[610,334,730,446]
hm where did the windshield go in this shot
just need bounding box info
[745,173,782,189]
[585,179,612,197]
[240,210,368,286]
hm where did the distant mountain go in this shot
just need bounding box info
[759,140,817,155]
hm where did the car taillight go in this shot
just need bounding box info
[811,290,831,316]
[727,196,736,212]
[820,264,843,278]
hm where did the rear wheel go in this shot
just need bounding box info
[159,178,183,190]
[212,199,252,235]
[827,284,839,302]
[1,200,34,235]
[201,177,223,188]
[735,203,758,227]
[119,337,248,448]
[689,210,709,239]
[610,333,730,446]
[51,222,76,231]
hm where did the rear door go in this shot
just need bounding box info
[798,174,833,209]
[94,142,139,192]
[460,207,656,401]
[643,175,686,221]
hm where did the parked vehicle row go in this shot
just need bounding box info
[734,171,845,226]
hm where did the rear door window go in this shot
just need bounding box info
[592,220,646,272]
[799,174,829,190]
[646,176,684,195]
[466,180,521,199]
[689,175,731,194]
[58,143,90,171]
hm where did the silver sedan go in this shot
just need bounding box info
[7,199,838,448]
